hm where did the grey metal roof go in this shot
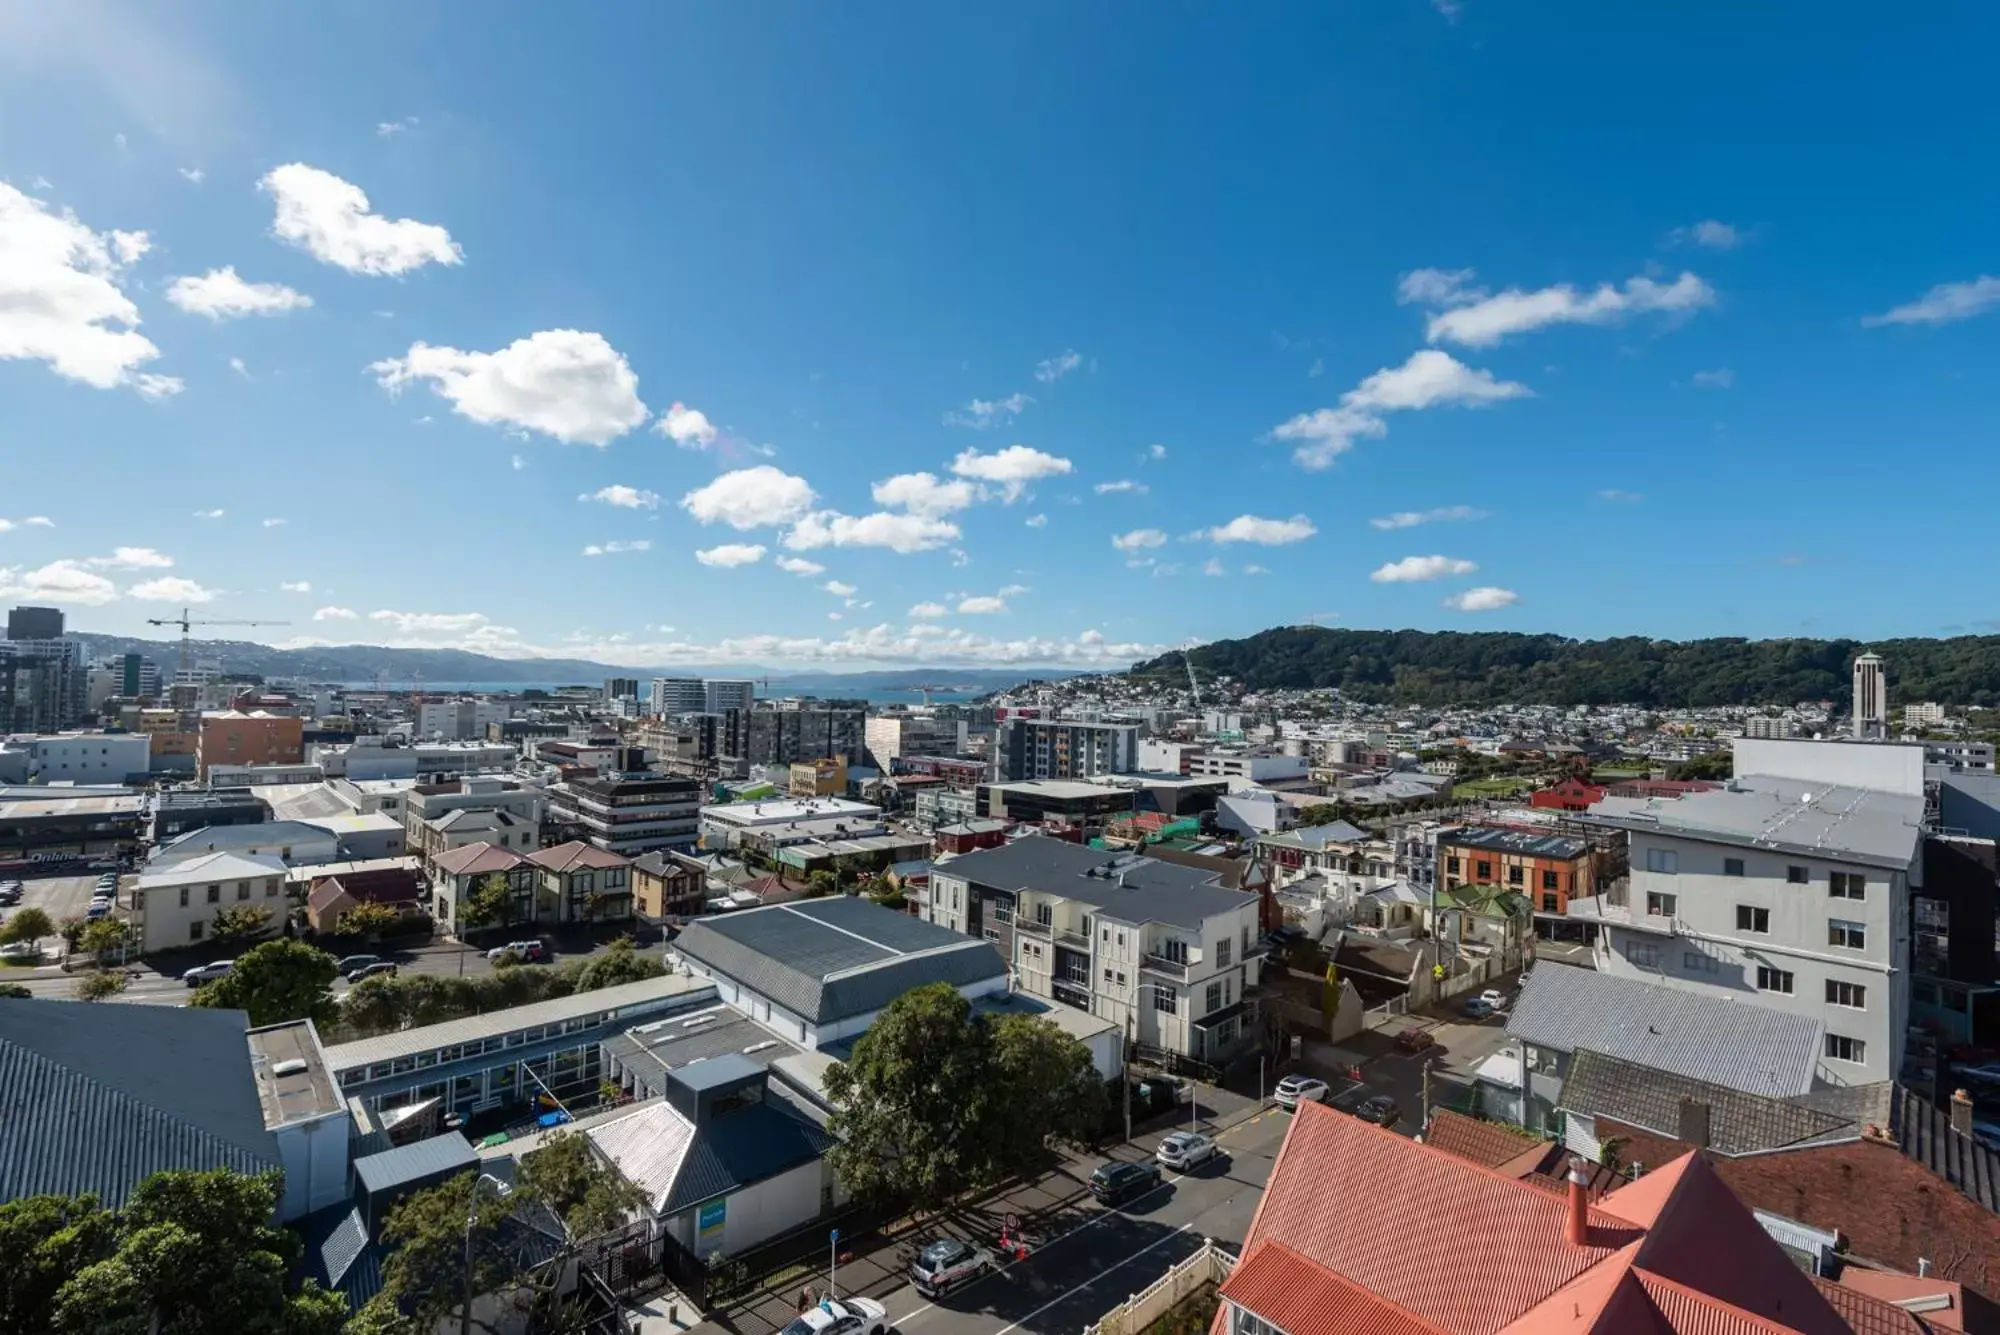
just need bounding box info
[1896,1085,2000,1214]
[672,897,1005,1024]
[1440,826,1590,859]
[299,1204,382,1312]
[663,1101,834,1215]
[604,1008,802,1099]
[937,836,1255,930]
[1506,964,1822,1097]
[1584,776,1923,870]
[0,999,279,1208]
[1559,1049,1877,1155]
[1259,820,1371,848]
[353,1133,479,1196]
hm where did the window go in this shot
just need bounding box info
[1476,860,1492,880]
[1104,968,1116,983]
[1786,865,1809,885]
[1240,925,1249,954]
[178,886,189,908]
[1446,856,1460,875]
[1119,931,1127,948]
[206,885,221,904]
[1684,951,1719,974]
[1826,980,1867,1008]
[1755,966,1794,995]
[1830,872,1866,900]
[1541,894,1558,913]
[189,921,204,942]
[1724,858,1744,877]
[1828,919,1866,950]
[1645,847,1678,874]
[1035,902,1052,927]
[1206,981,1223,1013]
[1647,892,1678,918]
[1825,1034,1866,1065]
[1624,941,1662,968]
[1736,905,1770,934]
[264,879,278,897]
[1215,937,1232,968]
[236,883,250,901]
[1507,865,1523,885]
[1152,984,1178,1014]
[1542,870,1559,890]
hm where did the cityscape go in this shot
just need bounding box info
[6,4,2000,1335]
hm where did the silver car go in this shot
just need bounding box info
[1156,1130,1220,1171]
[1273,1074,1329,1110]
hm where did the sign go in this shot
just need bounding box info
[695,1198,727,1257]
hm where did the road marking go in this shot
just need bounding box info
[988,1220,1201,1335]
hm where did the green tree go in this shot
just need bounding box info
[1668,750,1733,781]
[209,903,274,945]
[983,1012,1108,1177]
[188,939,339,1027]
[75,970,128,1002]
[337,901,401,941]
[517,1131,644,1239]
[0,982,32,998]
[460,871,515,935]
[77,918,129,961]
[333,972,409,1036]
[806,870,839,898]
[565,937,663,992]
[58,916,86,952]
[1,906,55,945]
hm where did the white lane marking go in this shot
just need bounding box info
[989,1220,1202,1335]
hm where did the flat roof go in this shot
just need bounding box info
[1584,775,1923,869]
[938,836,1255,930]
[987,779,1123,799]
[247,1020,343,1127]
[0,792,145,818]
[699,797,880,826]
[1440,826,1591,860]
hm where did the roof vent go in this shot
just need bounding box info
[271,1058,308,1078]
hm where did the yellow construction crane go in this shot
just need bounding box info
[144,607,292,674]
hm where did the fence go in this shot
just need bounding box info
[1081,1240,1237,1335]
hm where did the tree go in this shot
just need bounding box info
[0,982,32,998]
[189,939,339,1027]
[807,870,839,898]
[209,903,274,945]
[983,1012,1108,1177]
[57,916,85,952]
[1668,750,1733,781]
[517,1131,644,1239]
[337,901,401,941]
[77,918,128,960]
[75,970,128,1002]
[1,906,55,945]
[461,871,514,935]
[565,937,663,992]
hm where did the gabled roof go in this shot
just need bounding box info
[431,841,529,876]
[527,840,631,873]
[307,867,424,911]
[1423,1109,1548,1174]
[1560,1049,1879,1157]
[938,835,1253,930]
[136,849,289,887]
[587,1094,834,1216]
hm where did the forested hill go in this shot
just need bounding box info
[1131,628,2000,708]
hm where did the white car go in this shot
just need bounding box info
[909,1237,995,1297]
[1477,988,1508,1010]
[1156,1130,1221,1171]
[182,960,233,987]
[779,1297,887,1335]
[1273,1074,1330,1110]
[0,941,42,962]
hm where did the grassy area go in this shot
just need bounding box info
[1591,766,1650,781]
[1453,776,1533,798]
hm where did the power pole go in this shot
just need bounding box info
[1422,1058,1433,1130]
[1122,1011,1134,1144]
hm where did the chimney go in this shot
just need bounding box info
[1677,1097,1713,1149]
[1951,1088,1975,1138]
[1919,1258,1933,1278]
[1565,1158,1591,1247]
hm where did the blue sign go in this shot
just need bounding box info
[695,1198,727,1257]
[830,1227,840,1244]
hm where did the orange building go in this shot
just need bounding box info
[1438,825,1596,915]
[197,709,304,779]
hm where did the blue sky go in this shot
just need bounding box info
[3,2,1997,670]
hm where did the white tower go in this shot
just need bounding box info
[1852,652,1886,740]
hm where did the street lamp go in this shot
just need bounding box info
[461,1172,512,1335]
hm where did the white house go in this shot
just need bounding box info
[131,850,289,952]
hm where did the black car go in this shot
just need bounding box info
[1089,1160,1162,1206]
[1355,1095,1402,1129]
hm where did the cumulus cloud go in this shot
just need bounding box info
[656,401,718,448]
[164,266,312,319]
[694,543,765,568]
[1690,367,1735,389]
[1024,514,1048,528]
[1202,515,1317,545]
[1033,349,1081,383]
[908,602,949,619]
[581,484,660,510]
[957,595,1008,614]
[950,445,1073,501]
[1397,267,1485,306]
[872,471,978,517]
[1272,349,1529,468]
[943,392,1031,429]
[280,580,311,593]
[128,576,217,603]
[1443,586,1520,611]
[783,510,960,554]
[774,556,825,576]
[1370,505,1488,530]
[1370,554,1479,583]
[261,163,461,275]
[681,466,817,530]
[0,182,179,396]
[581,539,652,557]
[370,609,491,634]
[1093,479,1147,495]
[312,606,357,620]
[1670,220,1743,250]
[0,560,119,605]
[84,546,172,569]
[1146,443,1168,461]
[1111,528,1168,553]
[370,329,648,446]
[1864,276,2000,327]
[1419,270,1715,348]
[822,580,858,597]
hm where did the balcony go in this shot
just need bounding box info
[1016,916,1051,937]
[1140,953,1193,981]
[1054,927,1091,951]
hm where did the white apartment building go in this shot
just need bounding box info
[1741,715,1799,740]
[0,732,151,783]
[1904,701,1948,729]
[130,850,289,951]
[926,837,1264,1064]
[1186,750,1310,784]
[704,679,756,715]
[1573,738,1921,1085]
[996,718,1139,782]
[415,698,511,741]
[649,678,707,716]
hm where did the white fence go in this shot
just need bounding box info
[1082,1240,1236,1335]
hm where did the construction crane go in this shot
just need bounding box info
[1184,647,1202,709]
[144,608,292,674]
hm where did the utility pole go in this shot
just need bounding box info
[1122,1011,1134,1144]
[1421,1058,1433,1131]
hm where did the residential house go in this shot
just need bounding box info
[428,841,535,934]
[402,777,546,867]
[632,849,709,923]
[1435,882,1533,965]
[305,866,428,934]
[526,840,634,924]
[1254,820,1395,885]
[131,850,289,950]
[935,818,1009,855]
[1531,775,1609,812]
[410,806,538,867]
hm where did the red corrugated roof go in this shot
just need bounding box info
[1424,1109,1549,1172]
[1221,1240,1452,1335]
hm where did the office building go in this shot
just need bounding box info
[548,771,702,856]
[5,605,63,642]
[414,698,511,741]
[1742,715,1798,740]
[704,678,756,714]
[649,677,707,716]
[863,712,969,770]
[723,705,865,767]
[118,652,161,699]
[0,638,83,732]
[1905,701,1948,729]
[603,677,640,703]
[1853,651,1887,740]
[995,717,1138,781]
[198,710,305,779]
[0,732,152,784]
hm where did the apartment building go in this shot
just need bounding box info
[131,850,289,951]
[415,698,511,741]
[548,772,701,856]
[926,838,1265,1063]
[1573,738,1922,1085]
[995,718,1138,782]
[402,777,547,864]
[722,705,866,767]
[648,678,706,716]
[197,710,304,780]
[1438,826,1597,916]
[704,679,756,714]
[863,712,969,770]
[789,756,847,797]
[0,732,151,784]
[1185,750,1310,784]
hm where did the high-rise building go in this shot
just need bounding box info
[1852,652,1887,740]
[603,677,640,702]
[996,718,1138,781]
[864,713,970,769]
[704,678,756,714]
[119,652,161,699]
[648,677,707,716]
[0,638,83,731]
[5,605,63,642]
[722,705,865,766]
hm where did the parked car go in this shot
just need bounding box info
[909,1238,995,1297]
[182,960,233,987]
[347,962,398,984]
[1273,1074,1330,1110]
[1355,1095,1403,1129]
[1089,1159,1163,1206]
[85,903,112,920]
[0,941,42,962]
[1476,988,1508,1010]
[779,1297,888,1335]
[1156,1131,1221,1171]
[336,954,382,975]
[1461,996,1498,1020]
[487,939,548,963]
[1394,1028,1437,1054]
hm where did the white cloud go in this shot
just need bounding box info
[1145,445,1169,465]
[681,466,817,530]
[370,609,491,634]
[1272,349,1530,469]
[949,445,1073,501]
[86,546,172,569]
[1396,267,1485,306]
[656,401,718,448]
[783,510,960,554]
[370,329,648,446]
[132,372,183,399]
[24,516,53,527]
[957,595,1008,614]
[1033,349,1081,383]
[1690,367,1735,389]
[261,163,460,275]
[1024,513,1048,528]
[694,543,765,568]
[279,580,311,593]
[998,583,1030,597]
[822,579,858,597]
[1370,505,1489,530]
[0,181,177,395]
[228,357,248,377]
[1307,357,1323,379]
[1443,586,1520,611]
[312,606,356,621]
[1093,479,1147,495]
[1201,559,1225,577]
[774,556,825,576]
[164,266,312,319]
[192,509,224,519]
[872,471,978,517]
[1596,488,1643,503]
[1422,271,1715,348]
[827,612,843,622]
[1111,528,1168,553]
[376,116,419,137]
[950,549,970,567]
[0,559,118,605]
[128,575,216,603]
[1864,276,2000,328]
[1242,564,1269,575]
[177,167,204,184]
[262,518,286,528]
[581,484,660,510]
[582,539,652,557]
[1203,515,1317,545]
[1671,220,1743,250]
[908,601,948,619]
[1370,554,1478,583]
[942,392,1031,429]
[510,454,526,471]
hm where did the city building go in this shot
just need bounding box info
[131,850,289,950]
[1853,651,1887,740]
[198,710,305,779]
[976,778,1134,829]
[1,637,84,732]
[1905,701,1949,729]
[414,697,511,741]
[995,717,1138,781]
[723,704,866,767]
[0,787,146,859]
[1744,714,1801,740]
[648,677,707,716]
[863,712,969,770]
[547,771,702,856]
[304,865,427,933]
[311,741,517,781]
[602,677,640,704]
[913,784,978,831]
[697,796,883,851]
[6,604,64,641]
[704,679,756,715]
[205,762,327,788]
[427,841,535,932]
[1185,749,1310,783]
[926,838,1264,1064]
[150,818,341,869]
[525,840,634,923]
[151,788,272,843]
[0,732,151,784]
[631,849,710,922]
[788,755,848,797]
[1925,739,1995,773]
[1438,826,1598,916]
